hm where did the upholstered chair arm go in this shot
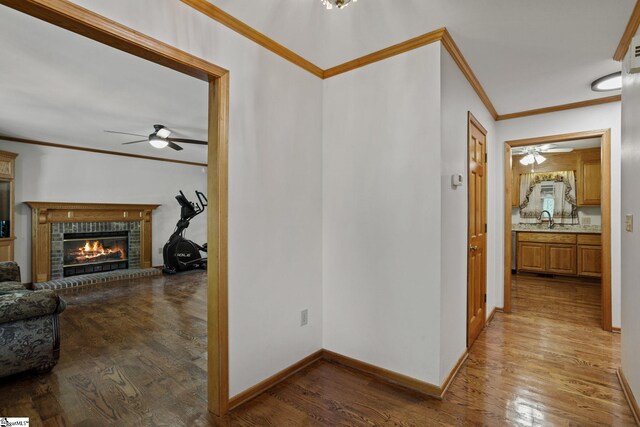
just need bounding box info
[0,262,21,283]
[0,290,65,324]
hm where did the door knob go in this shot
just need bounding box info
[469,245,478,251]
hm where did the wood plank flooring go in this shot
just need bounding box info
[0,272,635,426]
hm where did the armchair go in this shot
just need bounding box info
[0,262,66,377]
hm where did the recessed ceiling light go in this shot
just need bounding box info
[591,72,622,92]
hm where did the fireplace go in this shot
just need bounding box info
[63,231,129,277]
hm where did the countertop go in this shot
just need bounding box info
[512,224,601,234]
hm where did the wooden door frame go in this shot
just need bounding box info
[467,112,488,346]
[503,129,612,331]
[0,0,231,416]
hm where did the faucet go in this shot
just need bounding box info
[540,210,554,229]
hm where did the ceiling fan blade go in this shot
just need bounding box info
[167,137,208,145]
[105,130,148,137]
[122,139,148,145]
[167,141,183,151]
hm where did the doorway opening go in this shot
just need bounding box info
[503,130,612,331]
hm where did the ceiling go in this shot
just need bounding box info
[208,0,631,113]
[0,5,208,164]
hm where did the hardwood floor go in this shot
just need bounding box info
[0,272,635,426]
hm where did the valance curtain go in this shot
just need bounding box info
[518,171,578,224]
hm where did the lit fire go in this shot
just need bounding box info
[72,240,125,263]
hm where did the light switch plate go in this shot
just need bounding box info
[626,214,633,232]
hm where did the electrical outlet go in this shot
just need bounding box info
[158,247,163,254]
[582,217,591,225]
[626,214,634,232]
[300,309,308,326]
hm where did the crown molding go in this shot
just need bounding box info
[614,0,640,61]
[440,29,498,119]
[322,28,446,78]
[180,0,324,78]
[496,95,621,121]
[0,136,208,167]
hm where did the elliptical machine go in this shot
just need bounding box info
[162,190,208,274]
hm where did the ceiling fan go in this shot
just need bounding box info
[512,144,573,166]
[105,124,207,151]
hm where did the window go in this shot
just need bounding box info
[540,182,555,218]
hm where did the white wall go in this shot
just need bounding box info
[323,43,443,384]
[67,0,324,397]
[439,48,498,382]
[621,33,640,404]
[496,102,622,327]
[0,139,207,280]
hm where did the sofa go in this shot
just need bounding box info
[0,262,66,377]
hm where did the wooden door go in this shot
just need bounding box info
[546,244,577,275]
[517,242,546,272]
[467,113,487,347]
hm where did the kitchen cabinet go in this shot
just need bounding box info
[517,232,600,278]
[577,149,601,206]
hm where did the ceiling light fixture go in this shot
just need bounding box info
[149,135,169,149]
[519,150,546,166]
[320,0,357,10]
[156,127,171,138]
[591,71,622,92]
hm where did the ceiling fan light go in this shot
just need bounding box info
[520,154,535,165]
[156,127,171,138]
[534,154,546,164]
[591,72,622,92]
[149,136,168,149]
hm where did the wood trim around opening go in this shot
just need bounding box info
[496,95,622,121]
[0,0,231,417]
[0,0,227,81]
[614,0,640,61]
[207,75,230,416]
[504,129,613,331]
[0,136,208,168]
[617,368,640,425]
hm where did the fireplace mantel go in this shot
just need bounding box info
[25,202,160,283]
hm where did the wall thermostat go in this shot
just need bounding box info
[451,174,463,187]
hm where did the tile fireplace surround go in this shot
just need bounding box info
[25,202,160,283]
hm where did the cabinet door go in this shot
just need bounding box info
[0,240,12,262]
[578,245,602,277]
[578,158,601,205]
[518,242,546,272]
[546,244,577,275]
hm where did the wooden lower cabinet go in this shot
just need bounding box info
[517,232,600,278]
[546,244,577,275]
[518,242,546,272]
[578,245,602,277]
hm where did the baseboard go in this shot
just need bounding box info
[321,349,468,400]
[228,349,324,410]
[486,307,497,324]
[495,307,505,313]
[617,368,640,426]
[439,351,469,397]
[227,348,469,411]
[613,326,622,334]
